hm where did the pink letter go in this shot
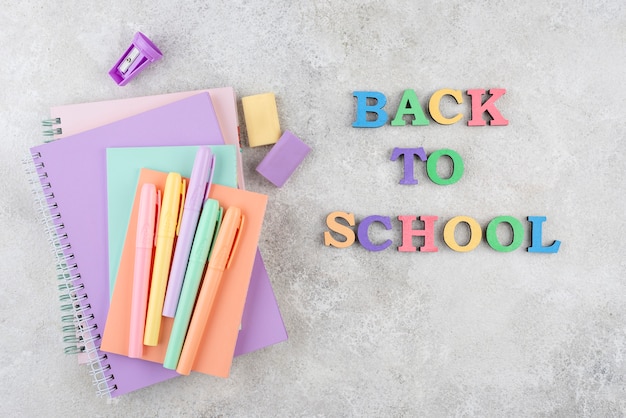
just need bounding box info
[397,215,439,252]
[467,89,509,126]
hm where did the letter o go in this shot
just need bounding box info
[486,216,524,252]
[443,216,481,252]
[426,149,464,185]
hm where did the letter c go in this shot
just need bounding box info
[357,215,392,251]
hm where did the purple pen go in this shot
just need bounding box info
[162,146,215,317]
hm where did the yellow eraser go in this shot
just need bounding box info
[242,93,281,147]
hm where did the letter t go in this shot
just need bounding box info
[390,147,427,185]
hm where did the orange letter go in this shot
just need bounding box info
[443,216,482,252]
[428,89,463,125]
[324,211,356,248]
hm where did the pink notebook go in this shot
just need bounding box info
[47,87,244,190]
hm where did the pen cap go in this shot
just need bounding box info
[136,183,158,249]
[208,206,244,271]
[188,199,221,262]
[157,172,183,239]
[109,32,163,86]
[185,147,214,210]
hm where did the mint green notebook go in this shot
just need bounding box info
[106,145,237,297]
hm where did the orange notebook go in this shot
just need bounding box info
[101,168,268,377]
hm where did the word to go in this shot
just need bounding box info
[392,147,463,185]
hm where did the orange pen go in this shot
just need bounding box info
[176,205,244,375]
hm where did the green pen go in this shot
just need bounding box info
[163,198,222,370]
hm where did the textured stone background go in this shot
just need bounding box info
[2,1,626,416]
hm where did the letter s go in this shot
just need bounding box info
[324,211,356,248]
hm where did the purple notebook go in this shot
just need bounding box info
[29,93,287,397]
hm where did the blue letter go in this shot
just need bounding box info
[527,216,561,253]
[353,91,388,128]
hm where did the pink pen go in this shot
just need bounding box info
[162,147,215,317]
[128,183,159,358]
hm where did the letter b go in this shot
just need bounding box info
[352,91,388,128]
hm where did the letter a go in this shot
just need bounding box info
[391,89,430,126]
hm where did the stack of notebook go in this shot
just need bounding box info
[28,89,288,397]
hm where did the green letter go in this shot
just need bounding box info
[391,89,429,126]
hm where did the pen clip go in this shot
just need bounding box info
[154,189,162,247]
[176,178,187,236]
[225,214,245,270]
[204,154,216,200]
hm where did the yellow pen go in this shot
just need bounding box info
[144,172,185,346]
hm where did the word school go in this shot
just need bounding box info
[324,213,561,253]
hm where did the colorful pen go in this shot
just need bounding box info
[176,206,244,375]
[163,147,215,317]
[163,198,222,370]
[144,172,184,346]
[128,183,158,358]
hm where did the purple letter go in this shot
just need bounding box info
[391,147,427,185]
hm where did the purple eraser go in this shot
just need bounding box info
[109,32,163,86]
[256,130,311,187]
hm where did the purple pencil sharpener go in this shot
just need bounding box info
[109,32,163,86]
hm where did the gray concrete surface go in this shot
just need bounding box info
[2,1,626,416]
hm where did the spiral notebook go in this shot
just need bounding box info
[46,89,287,356]
[54,88,288,355]
[29,93,228,397]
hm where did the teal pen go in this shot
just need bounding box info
[163,198,222,370]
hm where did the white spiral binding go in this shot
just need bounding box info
[25,150,117,397]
